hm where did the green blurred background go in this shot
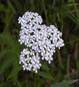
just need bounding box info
[0,0,79,87]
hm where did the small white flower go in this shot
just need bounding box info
[18,11,43,28]
[19,48,41,73]
[18,11,64,73]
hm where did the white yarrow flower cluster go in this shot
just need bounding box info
[18,11,64,73]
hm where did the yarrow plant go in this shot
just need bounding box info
[18,11,64,73]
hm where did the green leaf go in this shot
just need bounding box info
[51,79,78,87]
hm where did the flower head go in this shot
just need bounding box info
[18,11,64,73]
